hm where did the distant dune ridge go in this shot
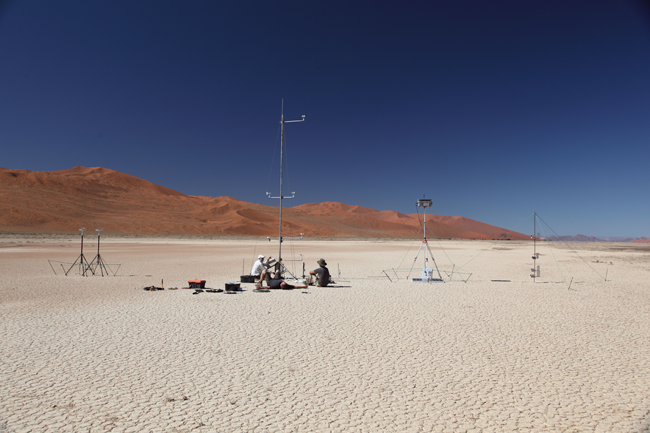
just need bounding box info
[547,234,640,243]
[0,166,530,239]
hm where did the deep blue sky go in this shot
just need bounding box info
[1,1,649,237]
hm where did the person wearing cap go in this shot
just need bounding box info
[309,258,331,287]
[251,254,274,285]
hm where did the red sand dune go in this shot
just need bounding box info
[0,166,529,239]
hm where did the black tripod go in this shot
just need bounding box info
[65,228,92,276]
[89,227,111,276]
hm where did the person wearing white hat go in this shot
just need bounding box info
[251,254,275,285]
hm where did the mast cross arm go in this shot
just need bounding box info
[267,192,295,199]
[283,115,305,124]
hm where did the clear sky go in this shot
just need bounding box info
[1,0,649,238]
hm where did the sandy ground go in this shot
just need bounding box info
[1,235,649,432]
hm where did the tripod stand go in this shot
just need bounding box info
[89,227,111,276]
[65,228,92,276]
[263,257,300,281]
[407,198,443,282]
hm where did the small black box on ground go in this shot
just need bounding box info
[225,282,241,291]
[240,275,256,283]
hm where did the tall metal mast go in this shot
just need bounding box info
[267,101,305,263]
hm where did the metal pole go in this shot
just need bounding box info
[97,231,105,276]
[279,112,284,262]
[267,101,304,271]
[422,203,429,276]
[533,212,536,283]
[425,237,443,280]
[48,260,57,275]
[80,229,86,276]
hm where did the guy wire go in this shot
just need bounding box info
[458,212,534,269]
[395,236,421,272]
[394,204,428,271]
[418,208,463,274]
[426,224,464,274]
[536,219,568,287]
[535,214,606,281]
[416,203,424,234]
[251,238,259,270]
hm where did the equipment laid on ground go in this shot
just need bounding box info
[408,198,444,283]
[188,280,206,289]
[253,287,270,293]
[225,282,241,291]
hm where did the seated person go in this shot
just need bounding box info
[309,258,331,287]
[251,254,275,284]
